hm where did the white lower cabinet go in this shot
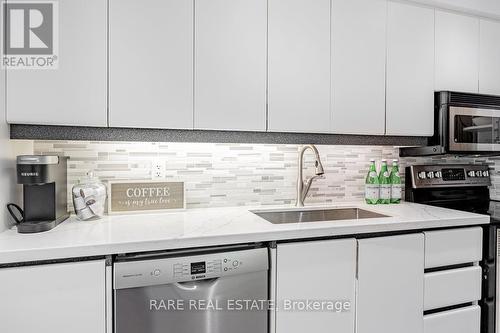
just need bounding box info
[357,234,425,333]
[424,266,482,311]
[424,305,481,333]
[420,227,482,333]
[275,239,357,333]
[423,227,483,269]
[0,260,107,333]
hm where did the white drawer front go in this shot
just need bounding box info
[424,266,482,311]
[424,227,482,269]
[424,305,480,333]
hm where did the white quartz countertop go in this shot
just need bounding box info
[0,202,489,264]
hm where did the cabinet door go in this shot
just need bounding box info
[0,260,107,333]
[435,11,479,93]
[109,0,193,129]
[479,19,500,96]
[194,0,266,131]
[6,0,107,127]
[357,234,424,333]
[276,239,356,333]
[268,0,331,133]
[386,2,435,136]
[331,0,386,135]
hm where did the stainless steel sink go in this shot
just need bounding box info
[252,208,388,224]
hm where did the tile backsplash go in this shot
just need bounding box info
[33,141,500,211]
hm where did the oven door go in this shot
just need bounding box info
[449,107,500,152]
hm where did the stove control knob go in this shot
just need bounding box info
[434,171,442,178]
[418,171,426,179]
[476,171,482,177]
[483,170,490,177]
[468,171,475,177]
[427,172,434,179]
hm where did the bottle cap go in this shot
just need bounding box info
[369,159,375,162]
[381,159,387,162]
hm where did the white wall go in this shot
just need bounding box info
[0,70,33,232]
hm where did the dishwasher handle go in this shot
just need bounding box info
[175,278,219,291]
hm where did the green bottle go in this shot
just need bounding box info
[390,159,402,204]
[365,159,380,205]
[378,160,391,204]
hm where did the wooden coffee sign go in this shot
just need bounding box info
[108,181,185,214]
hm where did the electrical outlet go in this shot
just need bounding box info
[151,160,166,179]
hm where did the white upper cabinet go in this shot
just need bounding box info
[386,2,435,136]
[276,239,356,333]
[435,11,480,93]
[479,19,500,95]
[109,0,193,129]
[6,0,500,134]
[357,234,425,333]
[194,0,267,131]
[268,0,331,133]
[410,0,500,17]
[6,0,107,127]
[331,0,387,135]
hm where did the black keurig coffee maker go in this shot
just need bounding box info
[7,155,69,233]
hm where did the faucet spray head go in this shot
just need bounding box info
[315,160,325,176]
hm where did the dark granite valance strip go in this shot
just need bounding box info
[10,124,428,146]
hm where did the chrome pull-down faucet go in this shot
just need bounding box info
[296,145,325,207]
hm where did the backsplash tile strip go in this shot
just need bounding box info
[32,141,498,212]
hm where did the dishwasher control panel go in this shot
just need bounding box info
[173,255,243,279]
[114,247,269,289]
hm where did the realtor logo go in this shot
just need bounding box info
[2,1,59,69]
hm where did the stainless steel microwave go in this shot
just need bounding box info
[400,91,500,156]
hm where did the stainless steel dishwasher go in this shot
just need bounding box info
[114,246,269,333]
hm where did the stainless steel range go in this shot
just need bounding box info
[405,164,496,333]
